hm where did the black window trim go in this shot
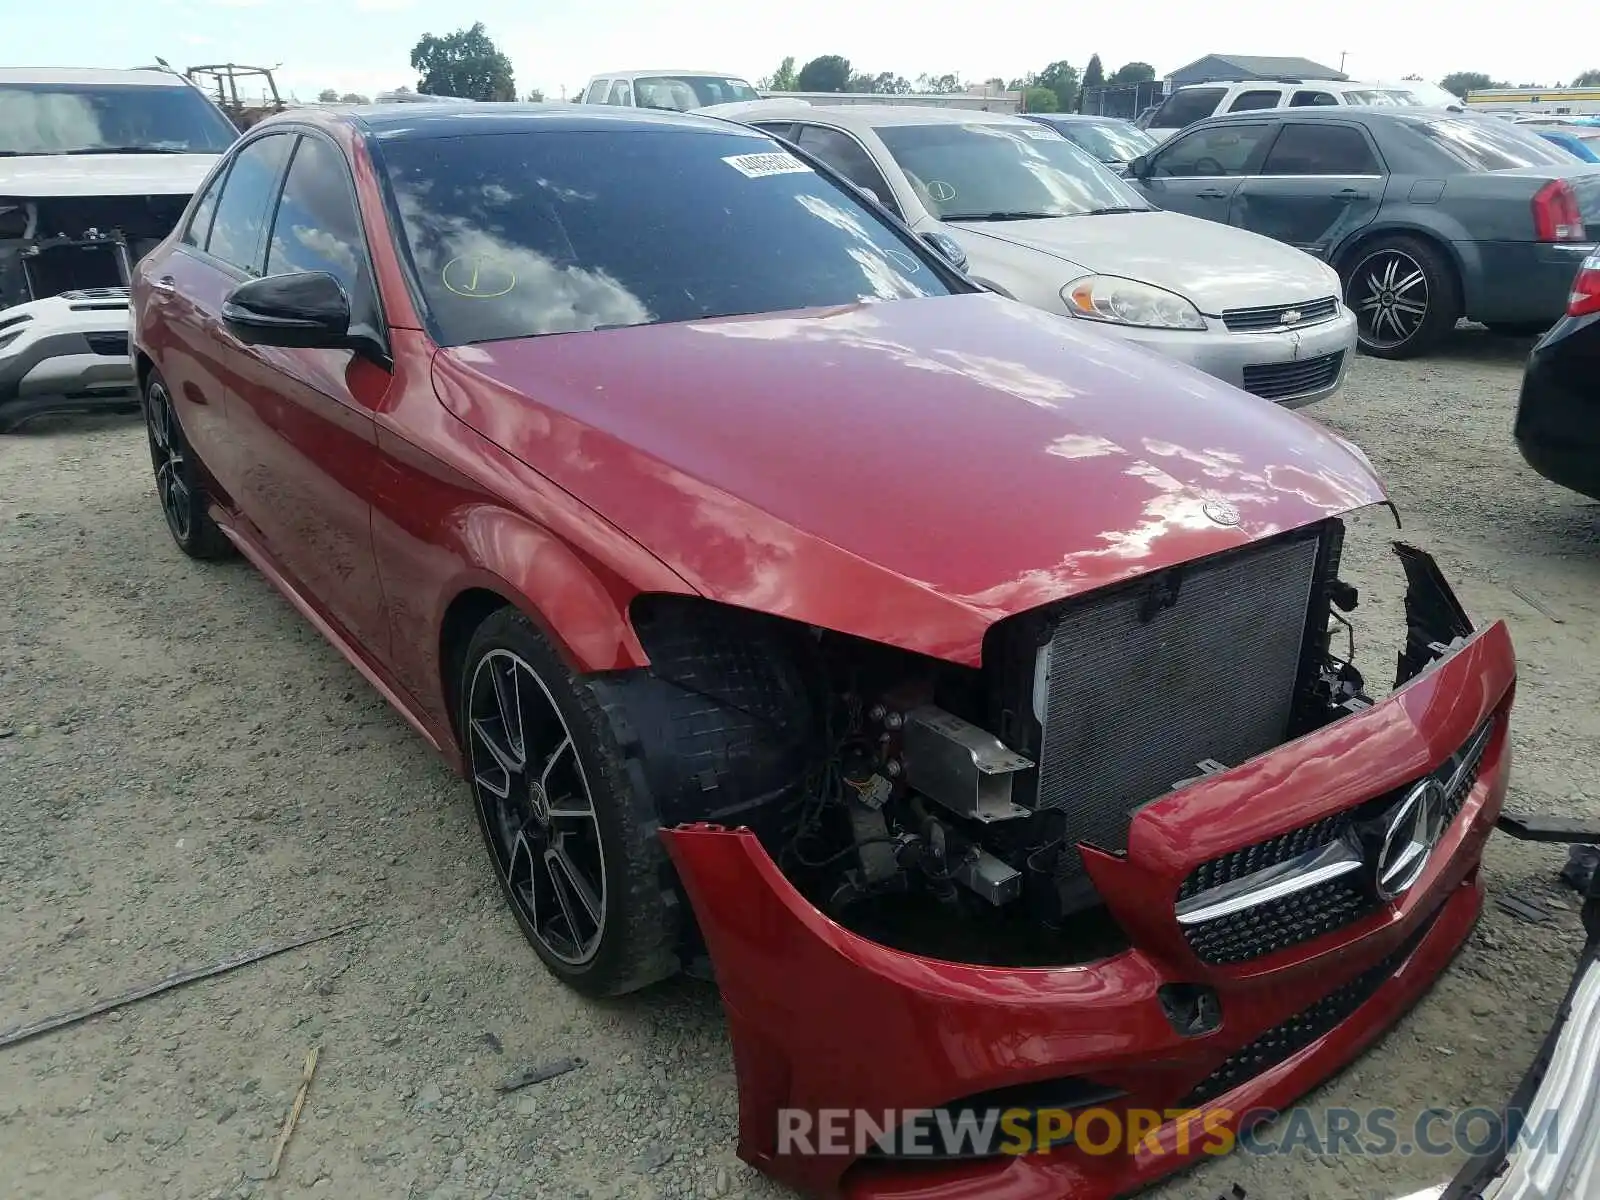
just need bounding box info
[791,121,904,219]
[1148,120,1277,179]
[180,157,230,252]
[363,125,979,351]
[259,126,392,364]
[1253,120,1388,178]
[178,128,296,280]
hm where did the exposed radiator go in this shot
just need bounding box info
[1031,532,1322,883]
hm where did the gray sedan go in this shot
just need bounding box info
[702,100,1357,407]
[1124,106,1600,357]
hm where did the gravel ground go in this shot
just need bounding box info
[2,326,1598,1200]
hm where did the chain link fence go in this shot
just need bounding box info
[1078,81,1166,120]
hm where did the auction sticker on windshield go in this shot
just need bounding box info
[723,151,813,178]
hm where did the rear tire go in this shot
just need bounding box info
[1342,235,1460,360]
[460,607,680,997]
[142,371,233,560]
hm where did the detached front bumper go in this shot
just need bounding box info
[0,290,137,429]
[1106,305,1357,409]
[662,618,1515,1200]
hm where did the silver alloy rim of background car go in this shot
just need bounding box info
[144,381,192,543]
[467,649,608,966]
[1352,249,1430,349]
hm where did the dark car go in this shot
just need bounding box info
[1515,252,1600,498]
[1124,107,1600,357]
[1021,113,1157,174]
[130,102,1515,1200]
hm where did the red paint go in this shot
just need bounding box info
[127,107,1516,1200]
[662,622,1514,1200]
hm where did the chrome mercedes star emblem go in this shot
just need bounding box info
[1281,308,1303,325]
[1374,779,1444,900]
[1202,499,1241,527]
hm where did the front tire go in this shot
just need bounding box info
[142,371,233,559]
[1343,236,1460,360]
[460,608,679,996]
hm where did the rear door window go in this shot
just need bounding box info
[1150,123,1276,176]
[1290,90,1339,107]
[607,80,633,106]
[1261,123,1382,175]
[1229,89,1284,112]
[1150,87,1226,130]
[205,132,293,273]
[581,80,608,103]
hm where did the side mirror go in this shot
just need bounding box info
[1127,154,1151,179]
[921,230,968,272]
[222,271,354,350]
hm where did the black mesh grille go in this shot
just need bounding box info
[1241,352,1344,402]
[1222,296,1339,332]
[1183,875,1377,966]
[1035,533,1320,887]
[1179,717,1495,965]
[1179,916,1436,1108]
[85,332,129,357]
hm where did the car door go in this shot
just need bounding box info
[1230,120,1386,258]
[791,123,904,217]
[221,130,393,654]
[153,132,295,493]
[1132,121,1276,224]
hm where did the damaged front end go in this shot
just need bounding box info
[633,510,1513,1200]
[0,193,190,428]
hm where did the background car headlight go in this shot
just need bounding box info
[1061,275,1207,331]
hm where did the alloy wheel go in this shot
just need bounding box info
[1352,249,1429,350]
[467,649,607,965]
[144,380,192,543]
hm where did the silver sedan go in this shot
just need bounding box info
[701,100,1358,408]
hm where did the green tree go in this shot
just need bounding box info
[1082,54,1105,93]
[915,72,962,94]
[1023,86,1059,112]
[318,88,339,102]
[524,88,544,102]
[1034,60,1080,111]
[410,22,516,101]
[846,72,876,93]
[797,55,852,92]
[762,56,799,91]
[1439,71,1502,96]
[874,72,912,94]
[1574,68,1600,86]
[339,92,369,104]
[1402,73,1423,81]
[1109,61,1156,85]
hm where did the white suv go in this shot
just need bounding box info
[1,68,236,431]
[1144,79,1426,143]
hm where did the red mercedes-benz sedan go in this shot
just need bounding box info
[130,103,1515,1200]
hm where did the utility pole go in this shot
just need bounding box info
[1339,51,1348,75]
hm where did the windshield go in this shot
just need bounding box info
[632,75,759,111]
[1045,120,1156,163]
[874,121,1154,219]
[0,83,238,156]
[376,129,955,346]
[1417,117,1580,170]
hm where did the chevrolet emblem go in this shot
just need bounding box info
[1281,308,1303,325]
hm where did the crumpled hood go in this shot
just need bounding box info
[0,154,218,198]
[954,209,1341,314]
[432,293,1385,665]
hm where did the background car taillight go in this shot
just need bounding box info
[1532,179,1587,242]
[1570,255,1600,317]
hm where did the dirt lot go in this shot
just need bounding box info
[3,328,1599,1200]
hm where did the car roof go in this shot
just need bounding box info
[1199,105,1455,126]
[0,67,188,87]
[587,69,747,80]
[1179,78,1364,90]
[276,102,768,140]
[718,102,1032,129]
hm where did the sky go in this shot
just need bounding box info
[13,0,1598,103]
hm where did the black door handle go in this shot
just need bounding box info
[1334,188,1370,199]
[1196,188,1228,200]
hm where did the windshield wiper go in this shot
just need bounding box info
[1077,206,1155,215]
[942,211,1060,222]
[60,146,187,155]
